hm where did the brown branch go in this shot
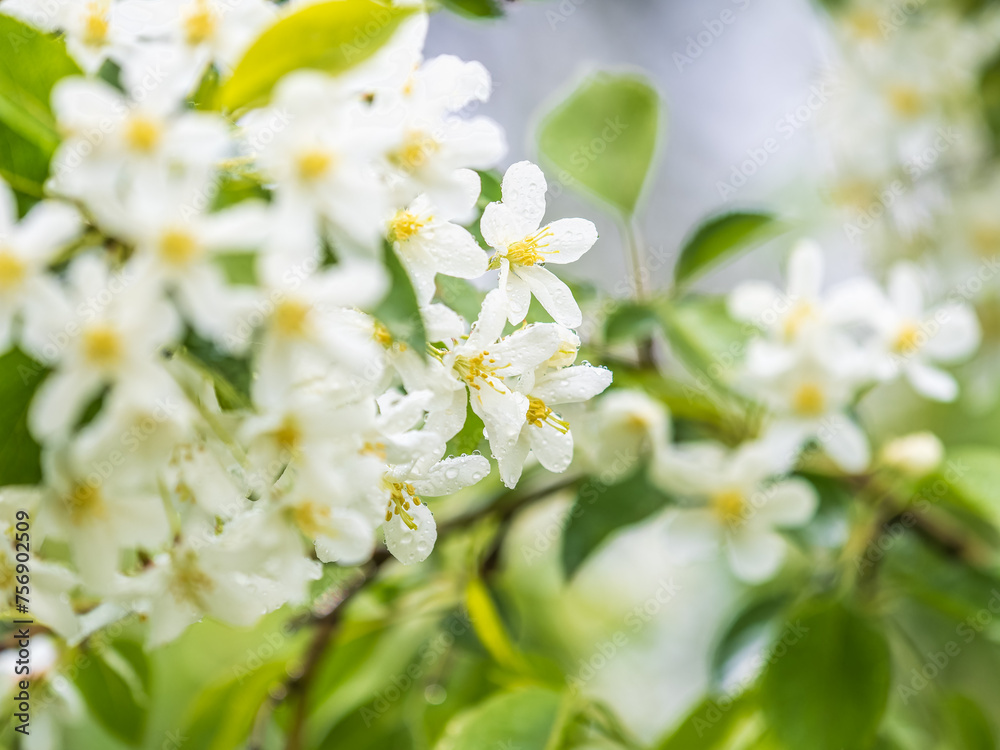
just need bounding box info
[280,475,579,749]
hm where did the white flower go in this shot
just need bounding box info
[0,181,81,353]
[27,254,181,440]
[280,466,378,566]
[108,173,269,348]
[868,262,981,402]
[573,388,672,471]
[50,78,230,208]
[498,363,612,488]
[388,185,487,306]
[436,289,561,459]
[34,446,170,591]
[252,250,387,394]
[135,510,319,647]
[481,161,597,327]
[242,71,394,250]
[658,441,818,583]
[379,54,506,218]
[380,453,490,564]
[728,239,883,345]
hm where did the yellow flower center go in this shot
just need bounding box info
[273,416,301,454]
[390,210,431,243]
[296,149,335,182]
[792,382,826,417]
[392,131,439,172]
[183,0,217,45]
[124,115,162,154]
[169,550,214,605]
[82,325,123,368]
[0,250,26,291]
[158,228,200,266]
[372,321,393,348]
[887,85,924,118]
[453,352,506,392]
[711,489,746,525]
[846,10,882,39]
[893,320,923,355]
[293,499,331,539]
[526,396,570,434]
[273,299,311,338]
[491,229,555,270]
[82,1,110,46]
[782,300,817,341]
[64,483,107,524]
[971,224,1000,257]
[384,481,422,529]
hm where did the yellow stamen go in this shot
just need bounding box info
[373,321,393,348]
[158,228,200,266]
[893,320,923,355]
[0,250,26,291]
[453,352,506,393]
[273,299,311,338]
[490,229,555,270]
[526,396,570,434]
[390,210,431,243]
[887,85,923,118]
[124,115,162,153]
[782,301,817,341]
[64,483,107,523]
[392,131,439,172]
[273,417,301,453]
[183,0,217,45]
[792,382,826,417]
[82,1,110,46]
[296,149,335,182]
[82,325,122,367]
[711,489,746,524]
[293,500,330,539]
[386,482,422,530]
[169,550,214,604]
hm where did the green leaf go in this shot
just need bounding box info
[760,602,891,750]
[0,15,79,151]
[928,446,1000,528]
[376,240,427,355]
[654,690,760,749]
[435,687,563,750]
[673,212,782,287]
[445,393,485,456]
[604,301,659,343]
[0,15,81,209]
[183,660,288,750]
[562,465,672,578]
[435,275,484,325]
[73,648,149,746]
[212,251,258,286]
[942,693,995,750]
[0,348,47,485]
[537,71,661,216]
[218,0,416,111]
[464,578,529,673]
[439,0,504,19]
[181,330,253,411]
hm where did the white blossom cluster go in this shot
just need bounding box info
[0,2,611,646]
[650,239,980,583]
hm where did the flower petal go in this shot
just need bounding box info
[531,365,613,405]
[539,218,597,265]
[411,454,491,496]
[906,362,958,402]
[517,265,582,328]
[726,530,786,583]
[383,501,437,564]
[501,161,547,231]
